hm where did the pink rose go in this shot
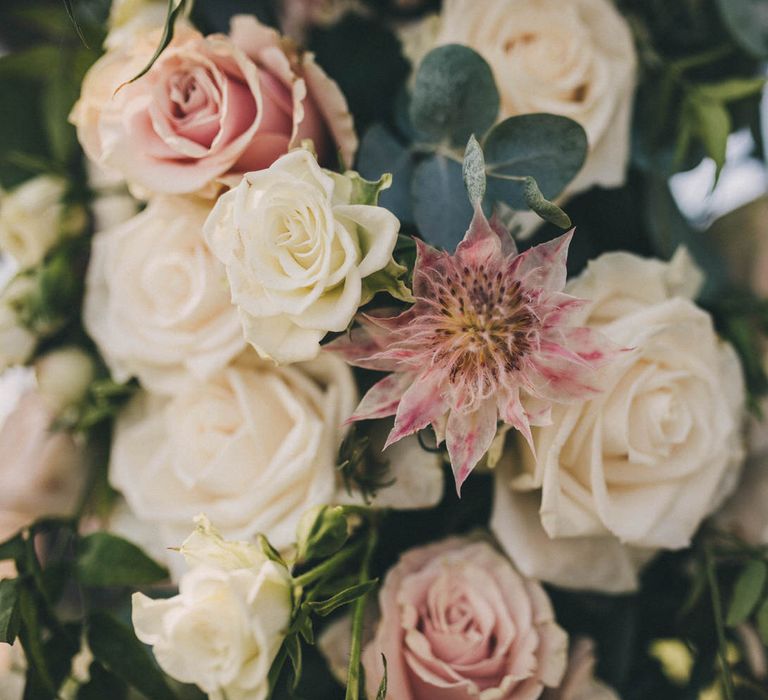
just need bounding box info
[0,371,84,532]
[362,538,568,699]
[70,16,357,195]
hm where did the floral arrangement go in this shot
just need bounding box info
[1,0,768,699]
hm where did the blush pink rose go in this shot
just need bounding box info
[0,386,84,532]
[362,538,568,700]
[70,16,357,196]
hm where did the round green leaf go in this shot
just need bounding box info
[484,114,587,209]
[726,559,767,626]
[412,153,474,250]
[409,45,499,146]
[716,0,768,58]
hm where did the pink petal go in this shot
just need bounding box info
[511,231,573,291]
[455,205,503,269]
[386,372,448,448]
[497,387,534,453]
[445,400,498,495]
[325,324,397,372]
[349,373,413,422]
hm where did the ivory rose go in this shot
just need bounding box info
[204,149,401,364]
[0,367,85,530]
[362,538,568,700]
[109,352,356,551]
[84,196,245,395]
[492,250,746,592]
[133,516,292,700]
[70,15,356,196]
[403,0,637,193]
[0,276,36,370]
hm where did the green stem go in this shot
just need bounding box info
[293,538,365,589]
[345,525,379,700]
[704,542,736,700]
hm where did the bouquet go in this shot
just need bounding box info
[0,0,767,698]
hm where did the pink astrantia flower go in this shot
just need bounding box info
[331,206,615,493]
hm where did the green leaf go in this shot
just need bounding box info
[307,579,378,617]
[0,533,24,561]
[483,113,587,209]
[76,532,168,587]
[347,171,392,206]
[757,597,768,645]
[409,44,499,147]
[375,655,388,700]
[87,612,176,700]
[123,0,187,86]
[686,94,731,177]
[522,177,571,229]
[716,0,768,58]
[462,134,486,205]
[77,662,128,700]
[61,0,89,46]
[412,153,474,250]
[17,583,56,694]
[696,77,767,102]
[285,634,303,690]
[0,578,20,644]
[42,56,80,164]
[258,534,287,568]
[360,258,413,306]
[296,506,349,563]
[726,559,767,626]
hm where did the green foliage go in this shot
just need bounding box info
[522,177,572,230]
[87,613,177,700]
[337,424,394,504]
[409,45,499,147]
[306,580,379,617]
[716,0,768,58]
[462,135,486,205]
[0,578,20,644]
[76,663,128,700]
[76,532,168,587]
[296,506,350,564]
[726,560,768,626]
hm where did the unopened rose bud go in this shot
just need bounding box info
[0,276,36,369]
[0,176,68,268]
[296,505,349,562]
[36,347,94,413]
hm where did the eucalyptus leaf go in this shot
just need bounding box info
[716,0,768,57]
[462,134,486,205]
[87,612,177,700]
[357,124,414,222]
[0,578,19,644]
[483,114,587,209]
[76,532,168,587]
[412,153,474,250]
[409,44,499,146]
[307,579,378,617]
[726,559,767,626]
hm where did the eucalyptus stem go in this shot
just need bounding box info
[293,538,365,589]
[704,542,736,700]
[345,524,379,700]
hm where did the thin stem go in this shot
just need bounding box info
[704,542,736,700]
[345,524,379,700]
[293,538,365,589]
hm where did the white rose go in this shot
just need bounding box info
[35,348,94,413]
[132,517,292,700]
[86,159,138,233]
[204,149,401,364]
[110,352,357,552]
[492,249,746,592]
[85,197,246,395]
[0,176,78,268]
[0,276,35,370]
[403,0,637,194]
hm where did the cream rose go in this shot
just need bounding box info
[403,0,637,194]
[492,250,746,592]
[71,16,356,196]
[0,367,85,530]
[0,176,70,268]
[109,352,356,551]
[35,348,94,414]
[84,196,245,395]
[133,516,292,700]
[362,537,568,699]
[204,149,401,364]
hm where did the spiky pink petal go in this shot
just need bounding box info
[446,401,498,494]
[386,372,447,448]
[349,373,413,422]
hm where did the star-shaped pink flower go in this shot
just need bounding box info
[331,206,616,494]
